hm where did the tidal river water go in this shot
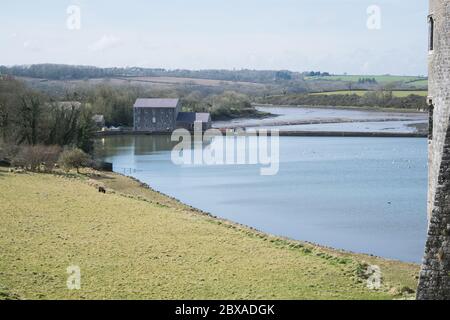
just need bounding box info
[99,133,428,263]
[214,106,427,133]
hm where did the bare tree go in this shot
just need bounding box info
[12,145,62,172]
[58,148,91,173]
[17,94,43,145]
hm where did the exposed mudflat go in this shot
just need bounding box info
[213,106,427,134]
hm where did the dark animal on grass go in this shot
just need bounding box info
[98,187,106,194]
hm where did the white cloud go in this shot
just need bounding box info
[89,35,121,52]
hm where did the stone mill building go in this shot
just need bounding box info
[417,0,450,300]
[133,98,211,132]
[133,98,182,132]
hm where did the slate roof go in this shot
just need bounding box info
[133,98,179,109]
[176,112,211,123]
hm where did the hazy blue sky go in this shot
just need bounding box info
[0,0,428,75]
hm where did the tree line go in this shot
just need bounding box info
[0,64,305,84]
[358,78,378,84]
[67,86,262,126]
[0,77,96,151]
[182,91,267,121]
[0,77,97,173]
[263,91,427,110]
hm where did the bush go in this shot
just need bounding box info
[263,91,427,110]
[58,148,91,173]
[183,91,263,121]
[12,145,62,172]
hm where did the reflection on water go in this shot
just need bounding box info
[98,135,428,263]
[100,135,177,157]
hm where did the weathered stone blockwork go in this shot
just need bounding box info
[134,107,177,132]
[133,98,181,132]
[417,0,450,300]
[418,128,450,299]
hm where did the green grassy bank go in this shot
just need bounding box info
[0,169,419,300]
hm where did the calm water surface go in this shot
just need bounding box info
[99,135,428,263]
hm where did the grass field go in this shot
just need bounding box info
[305,75,427,84]
[115,76,266,87]
[407,79,428,87]
[20,76,267,90]
[310,90,428,97]
[0,169,419,300]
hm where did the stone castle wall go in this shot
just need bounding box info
[417,0,450,300]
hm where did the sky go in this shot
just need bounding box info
[0,0,428,75]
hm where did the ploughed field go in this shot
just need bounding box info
[0,169,419,300]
